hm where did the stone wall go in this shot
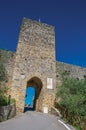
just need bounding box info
[1,18,86,114]
[56,62,86,90]
[0,103,16,122]
[0,50,15,95]
[1,50,86,113]
[0,50,15,81]
[56,62,86,80]
[11,18,56,113]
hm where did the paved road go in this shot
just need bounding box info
[0,111,74,130]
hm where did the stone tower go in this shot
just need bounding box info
[11,18,56,113]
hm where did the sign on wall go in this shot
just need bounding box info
[47,78,53,89]
[21,74,25,79]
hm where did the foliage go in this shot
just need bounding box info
[0,96,15,106]
[56,71,86,129]
[0,96,8,106]
[0,62,8,106]
[75,125,82,130]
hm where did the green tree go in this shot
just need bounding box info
[56,72,86,129]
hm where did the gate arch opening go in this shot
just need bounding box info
[24,77,43,112]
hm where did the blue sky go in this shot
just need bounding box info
[0,0,86,67]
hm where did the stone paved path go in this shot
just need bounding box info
[0,111,75,130]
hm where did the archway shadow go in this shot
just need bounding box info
[24,106,34,112]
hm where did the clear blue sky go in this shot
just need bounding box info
[0,0,86,67]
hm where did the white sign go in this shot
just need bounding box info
[21,75,25,79]
[47,78,53,89]
[43,107,48,113]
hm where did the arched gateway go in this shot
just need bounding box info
[24,77,43,111]
[11,18,56,113]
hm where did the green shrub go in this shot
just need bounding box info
[56,71,86,130]
[0,62,9,106]
[75,125,82,130]
[0,96,15,106]
[0,96,8,106]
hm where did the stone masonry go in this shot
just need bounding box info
[10,18,56,113]
[2,18,86,114]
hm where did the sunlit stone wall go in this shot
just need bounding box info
[10,18,56,113]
